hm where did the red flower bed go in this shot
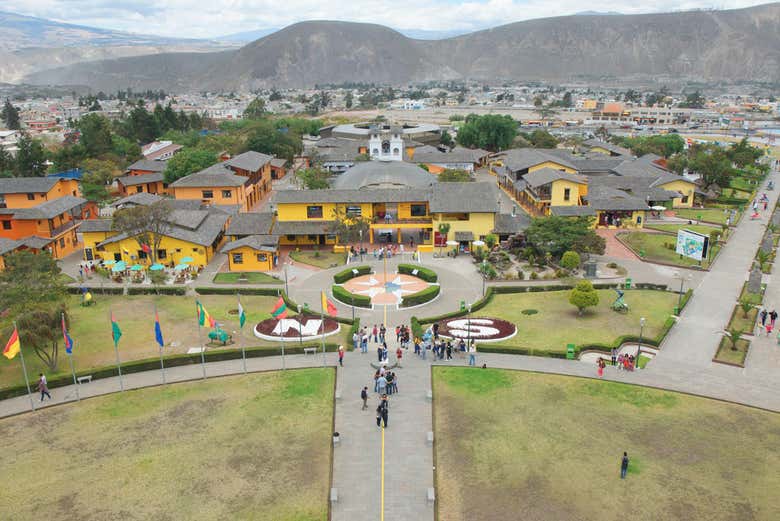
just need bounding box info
[437,317,517,342]
[254,313,340,338]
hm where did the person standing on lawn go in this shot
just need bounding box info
[468,342,477,366]
[620,452,629,479]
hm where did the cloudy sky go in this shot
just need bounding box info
[2,0,772,38]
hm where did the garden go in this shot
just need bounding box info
[433,367,780,521]
[213,272,283,284]
[620,231,720,269]
[0,369,334,521]
[290,249,345,269]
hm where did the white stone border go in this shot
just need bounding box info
[436,317,518,343]
[253,323,341,342]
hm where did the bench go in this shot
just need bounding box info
[335,390,342,400]
[330,488,339,504]
[426,431,434,446]
[426,389,433,401]
[77,375,93,384]
[427,487,435,504]
[303,347,317,355]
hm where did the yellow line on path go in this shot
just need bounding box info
[381,425,385,521]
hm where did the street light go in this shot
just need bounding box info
[358,229,363,261]
[481,259,487,296]
[284,263,289,296]
[297,304,303,347]
[637,317,646,364]
[674,272,692,313]
[467,304,473,347]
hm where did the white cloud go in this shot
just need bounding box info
[2,0,771,38]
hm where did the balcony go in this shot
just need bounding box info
[50,219,77,237]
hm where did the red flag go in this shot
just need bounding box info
[142,243,151,253]
[321,291,337,316]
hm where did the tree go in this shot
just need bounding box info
[738,299,753,319]
[680,90,706,109]
[295,167,330,189]
[330,205,372,246]
[88,99,102,112]
[345,91,353,109]
[0,250,67,317]
[437,222,451,257]
[728,138,763,168]
[560,250,581,271]
[438,169,472,182]
[666,153,688,175]
[245,121,302,162]
[526,129,558,148]
[525,216,604,259]
[724,327,744,351]
[569,280,599,316]
[112,201,173,264]
[269,89,283,101]
[0,146,12,176]
[456,114,517,152]
[1,99,20,130]
[15,306,69,371]
[78,113,114,156]
[243,97,267,119]
[689,148,732,189]
[163,148,217,184]
[484,234,498,250]
[440,130,454,148]
[125,101,158,144]
[623,89,642,104]
[13,134,47,177]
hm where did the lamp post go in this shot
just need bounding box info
[481,259,487,297]
[467,304,472,347]
[297,304,303,347]
[674,272,692,313]
[284,263,289,296]
[637,317,646,364]
[359,229,363,261]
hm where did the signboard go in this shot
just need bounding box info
[675,229,709,261]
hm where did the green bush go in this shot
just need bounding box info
[127,287,186,295]
[401,285,441,307]
[67,286,123,295]
[521,309,538,315]
[195,287,282,296]
[397,263,438,282]
[331,285,371,308]
[560,251,581,270]
[333,265,371,284]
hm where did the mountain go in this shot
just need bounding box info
[216,29,279,43]
[22,3,780,91]
[218,26,471,43]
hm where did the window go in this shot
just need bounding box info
[26,193,35,201]
[307,234,318,241]
[202,190,214,199]
[681,195,689,204]
[157,249,167,259]
[175,248,181,253]
[136,186,143,193]
[410,204,427,217]
[1,221,11,230]
[59,238,65,248]
[286,234,296,241]
[372,149,378,155]
[346,206,362,217]
[257,253,268,262]
[563,188,571,202]
[192,248,199,252]
[232,253,243,264]
[222,190,232,198]
[137,250,148,260]
[393,148,399,156]
[307,205,323,218]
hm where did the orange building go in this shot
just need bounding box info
[170,151,273,211]
[0,177,81,209]
[117,159,170,196]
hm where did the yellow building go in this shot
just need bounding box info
[582,139,633,157]
[221,235,279,271]
[515,168,588,215]
[80,207,229,268]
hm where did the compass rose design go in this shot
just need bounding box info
[343,273,431,305]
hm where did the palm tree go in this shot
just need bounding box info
[738,299,753,319]
[724,327,744,351]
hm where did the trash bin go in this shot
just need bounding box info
[566,344,575,360]
[673,306,679,316]
[625,278,632,289]
[460,300,466,311]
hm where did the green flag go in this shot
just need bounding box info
[238,301,246,329]
[111,312,122,347]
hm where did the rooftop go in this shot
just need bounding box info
[0,177,59,194]
[226,212,275,236]
[332,160,437,190]
[225,150,274,172]
[170,163,246,188]
[126,159,167,173]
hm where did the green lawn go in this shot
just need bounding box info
[290,249,345,269]
[621,231,717,268]
[0,294,351,391]
[644,223,722,236]
[673,208,733,225]
[0,369,333,521]
[213,272,283,284]
[728,305,758,333]
[713,337,750,366]
[476,289,677,354]
[730,176,759,192]
[739,282,765,306]
[433,368,780,521]
[720,187,752,200]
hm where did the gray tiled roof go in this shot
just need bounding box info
[270,158,287,168]
[589,176,681,202]
[12,195,87,220]
[17,236,53,249]
[523,168,588,188]
[492,213,531,234]
[583,139,633,157]
[428,182,499,213]
[226,212,275,236]
[111,192,164,207]
[0,177,59,194]
[585,185,649,211]
[170,163,246,188]
[220,234,279,253]
[127,159,167,173]
[78,219,114,232]
[273,188,424,204]
[0,237,19,254]
[98,210,229,247]
[225,151,273,172]
[273,220,334,235]
[117,172,165,187]
[332,161,437,190]
[499,148,577,173]
[411,149,482,164]
[168,209,208,230]
[549,206,597,217]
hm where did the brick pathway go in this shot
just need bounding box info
[597,228,640,260]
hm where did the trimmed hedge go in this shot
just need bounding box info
[401,285,440,307]
[398,263,438,283]
[679,288,693,311]
[332,285,371,308]
[333,265,371,284]
[195,286,282,296]
[127,287,186,295]
[67,286,123,295]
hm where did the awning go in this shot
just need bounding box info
[454,231,474,242]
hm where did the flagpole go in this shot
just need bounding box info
[321,306,326,367]
[110,307,124,391]
[14,321,35,412]
[63,312,79,401]
[155,304,165,385]
[196,303,206,380]
[237,292,247,374]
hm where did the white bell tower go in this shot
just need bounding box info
[368,126,404,161]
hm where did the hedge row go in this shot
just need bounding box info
[127,287,186,296]
[66,286,123,295]
[715,197,749,206]
[398,263,438,283]
[331,285,371,308]
[401,285,440,307]
[333,265,371,284]
[195,286,282,296]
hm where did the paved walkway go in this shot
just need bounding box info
[597,228,641,260]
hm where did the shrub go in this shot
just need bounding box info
[521,309,538,315]
[397,264,438,282]
[560,250,581,270]
[401,285,440,307]
[332,285,371,308]
[530,271,539,280]
[196,287,281,296]
[149,270,168,285]
[569,280,599,315]
[127,287,186,295]
[606,262,618,269]
[333,265,371,284]
[517,270,525,280]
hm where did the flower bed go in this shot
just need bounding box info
[436,317,517,343]
[253,313,341,342]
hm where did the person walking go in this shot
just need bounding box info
[376,398,388,428]
[361,331,368,353]
[361,386,368,410]
[395,325,401,342]
[620,452,629,479]
[597,358,605,377]
[379,324,387,344]
[610,348,617,367]
[771,310,778,327]
[377,345,383,363]
[761,309,768,328]
[468,342,477,366]
[338,345,344,367]
[37,373,51,401]
[382,343,388,362]
[376,374,387,395]
[446,342,453,360]
[396,346,403,367]
[372,324,378,343]
[353,331,359,352]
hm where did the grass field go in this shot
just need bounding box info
[730,176,759,192]
[673,208,734,225]
[0,369,334,521]
[740,282,766,306]
[290,250,345,269]
[713,337,750,366]
[433,368,780,521]
[0,294,350,391]
[213,272,283,284]
[644,223,722,236]
[621,231,717,268]
[727,305,758,333]
[476,289,677,353]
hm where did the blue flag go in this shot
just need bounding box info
[62,314,74,354]
[154,312,164,348]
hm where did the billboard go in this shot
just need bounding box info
[676,229,709,261]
